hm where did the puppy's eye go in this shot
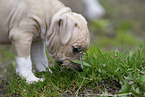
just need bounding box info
[72,46,80,55]
[75,23,78,27]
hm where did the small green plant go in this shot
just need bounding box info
[5,44,145,96]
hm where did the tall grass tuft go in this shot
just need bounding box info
[6,44,145,96]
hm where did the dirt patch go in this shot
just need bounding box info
[82,79,121,95]
[61,79,121,96]
[0,81,9,96]
[0,63,15,96]
[0,46,14,96]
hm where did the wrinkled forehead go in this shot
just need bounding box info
[69,14,89,48]
[60,12,87,24]
[60,12,90,48]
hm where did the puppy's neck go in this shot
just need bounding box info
[39,0,66,40]
[48,0,65,20]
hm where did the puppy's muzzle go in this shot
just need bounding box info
[57,61,83,72]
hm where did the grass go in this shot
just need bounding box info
[3,44,145,96]
[88,19,142,51]
[1,0,145,96]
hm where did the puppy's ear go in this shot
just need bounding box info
[58,18,72,45]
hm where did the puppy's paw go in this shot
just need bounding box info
[25,74,44,84]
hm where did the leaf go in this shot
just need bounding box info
[140,75,145,82]
[131,87,141,96]
[70,60,91,67]
[118,81,131,94]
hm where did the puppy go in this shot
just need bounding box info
[0,0,90,83]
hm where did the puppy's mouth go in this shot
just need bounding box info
[56,61,64,66]
[56,61,83,72]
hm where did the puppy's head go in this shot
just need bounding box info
[46,8,90,71]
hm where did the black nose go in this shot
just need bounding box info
[77,67,83,72]
[71,63,83,72]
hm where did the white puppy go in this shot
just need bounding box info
[0,0,90,83]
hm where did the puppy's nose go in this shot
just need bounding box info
[77,66,83,72]
[71,63,83,72]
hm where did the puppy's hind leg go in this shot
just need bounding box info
[31,39,52,73]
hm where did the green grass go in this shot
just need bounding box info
[88,19,143,51]
[5,44,145,96]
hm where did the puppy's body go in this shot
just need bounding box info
[0,0,64,44]
[0,0,90,83]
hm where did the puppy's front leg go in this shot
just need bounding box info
[10,29,41,83]
[31,39,51,73]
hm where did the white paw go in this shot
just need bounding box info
[18,71,44,84]
[25,74,44,84]
[15,56,44,83]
